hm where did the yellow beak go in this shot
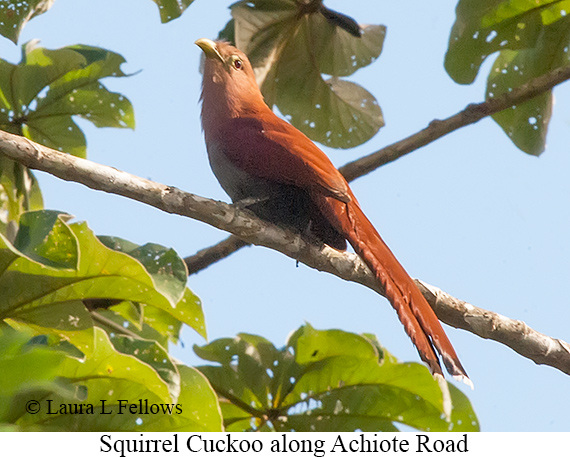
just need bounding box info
[195,38,224,63]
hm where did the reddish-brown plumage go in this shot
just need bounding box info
[196,38,470,383]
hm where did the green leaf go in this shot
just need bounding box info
[16,43,88,107]
[294,323,379,363]
[15,328,163,430]
[6,301,95,355]
[93,303,181,349]
[24,116,88,157]
[142,365,223,431]
[229,0,385,148]
[110,335,181,402]
[0,327,67,424]
[0,42,134,158]
[486,16,570,155]
[195,325,479,432]
[98,237,188,306]
[445,0,570,84]
[153,289,206,341]
[218,17,236,43]
[0,157,43,236]
[56,327,174,401]
[0,1,55,44]
[445,0,570,154]
[151,0,195,23]
[308,21,386,78]
[276,68,384,149]
[98,237,206,340]
[13,210,77,269]
[0,211,206,345]
[448,383,480,431]
[107,301,144,330]
[14,328,221,431]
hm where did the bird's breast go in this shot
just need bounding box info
[206,137,272,203]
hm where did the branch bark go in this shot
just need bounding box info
[188,64,570,272]
[416,281,570,376]
[1,130,568,376]
[339,63,570,180]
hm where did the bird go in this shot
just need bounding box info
[195,38,470,385]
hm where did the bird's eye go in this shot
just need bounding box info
[233,58,243,70]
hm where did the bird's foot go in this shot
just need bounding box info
[233,196,270,209]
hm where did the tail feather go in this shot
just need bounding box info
[317,193,469,381]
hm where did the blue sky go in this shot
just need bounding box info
[4,0,569,431]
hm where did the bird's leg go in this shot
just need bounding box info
[232,195,270,209]
[303,220,325,245]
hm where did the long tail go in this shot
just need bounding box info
[317,193,470,383]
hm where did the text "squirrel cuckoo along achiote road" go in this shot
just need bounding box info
[196,38,470,384]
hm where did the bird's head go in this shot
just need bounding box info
[195,38,266,119]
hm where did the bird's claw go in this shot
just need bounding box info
[233,196,270,209]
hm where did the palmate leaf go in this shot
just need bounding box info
[0,41,134,158]
[94,301,185,349]
[225,0,385,148]
[14,327,223,431]
[195,324,479,432]
[0,0,55,44]
[0,156,43,237]
[110,334,181,401]
[13,210,77,269]
[98,236,206,340]
[0,210,206,351]
[445,0,570,155]
[150,0,195,23]
[445,0,569,84]
[487,16,570,155]
[0,327,68,426]
[98,236,189,307]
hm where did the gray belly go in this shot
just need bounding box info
[207,141,271,203]
[206,140,347,250]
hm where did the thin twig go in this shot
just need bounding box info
[0,130,568,376]
[184,235,250,275]
[339,64,570,180]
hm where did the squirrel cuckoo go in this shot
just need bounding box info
[196,38,470,384]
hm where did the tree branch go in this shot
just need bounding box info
[184,235,250,275]
[339,63,570,180]
[416,281,570,376]
[1,130,568,376]
[187,64,570,272]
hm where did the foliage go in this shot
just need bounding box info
[151,0,196,23]
[0,155,43,239]
[0,41,134,158]
[0,210,205,345]
[0,0,54,44]
[0,328,68,430]
[195,324,479,432]
[0,209,478,432]
[0,0,195,40]
[220,0,386,149]
[0,41,134,231]
[0,210,219,431]
[0,327,223,431]
[0,0,487,433]
[445,0,570,155]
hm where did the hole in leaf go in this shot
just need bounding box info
[486,30,498,43]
